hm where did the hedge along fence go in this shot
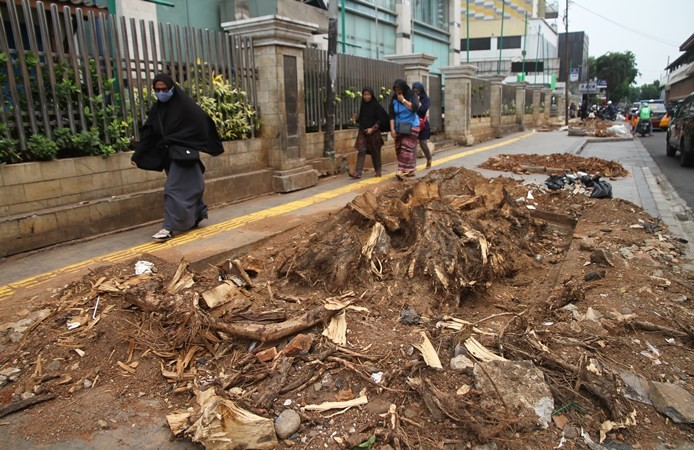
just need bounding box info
[0,0,258,164]
[471,78,490,118]
[304,47,403,133]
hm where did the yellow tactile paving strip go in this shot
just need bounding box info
[0,131,534,302]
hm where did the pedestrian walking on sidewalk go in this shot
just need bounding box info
[349,87,388,179]
[389,79,420,180]
[412,82,432,169]
[131,73,223,241]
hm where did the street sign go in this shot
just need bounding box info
[570,68,579,82]
[578,82,597,93]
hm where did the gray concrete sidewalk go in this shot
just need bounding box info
[1,129,692,302]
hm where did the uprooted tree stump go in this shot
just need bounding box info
[279,167,549,302]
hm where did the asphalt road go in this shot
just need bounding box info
[638,129,694,212]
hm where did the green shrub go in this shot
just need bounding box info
[27,134,58,161]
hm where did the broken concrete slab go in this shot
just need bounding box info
[474,360,554,429]
[649,381,694,424]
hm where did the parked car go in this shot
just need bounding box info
[666,92,694,166]
[661,100,684,130]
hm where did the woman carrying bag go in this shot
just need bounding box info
[389,79,420,179]
[349,87,388,179]
[412,82,432,169]
[131,73,223,241]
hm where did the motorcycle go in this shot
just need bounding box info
[635,119,650,137]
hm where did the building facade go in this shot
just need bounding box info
[460,0,560,86]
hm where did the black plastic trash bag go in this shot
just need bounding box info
[544,174,565,190]
[580,174,595,187]
[590,180,613,199]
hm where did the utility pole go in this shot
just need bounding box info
[324,0,337,160]
[564,0,569,125]
[497,0,506,75]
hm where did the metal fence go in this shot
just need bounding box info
[501,84,516,116]
[304,48,404,132]
[525,89,534,114]
[471,78,490,118]
[0,0,257,152]
[428,74,442,133]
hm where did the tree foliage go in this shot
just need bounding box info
[592,51,639,102]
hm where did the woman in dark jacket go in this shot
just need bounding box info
[349,87,388,179]
[389,79,420,179]
[131,73,223,241]
[412,82,432,168]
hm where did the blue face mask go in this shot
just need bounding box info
[155,86,174,103]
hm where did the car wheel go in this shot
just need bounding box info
[666,133,677,157]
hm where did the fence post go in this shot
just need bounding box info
[439,64,476,146]
[515,82,527,131]
[222,16,319,193]
[556,91,565,122]
[543,88,552,124]
[485,75,504,138]
[384,53,437,92]
[532,89,541,126]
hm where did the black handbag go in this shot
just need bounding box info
[396,122,412,135]
[168,144,200,162]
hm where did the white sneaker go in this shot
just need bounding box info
[152,229,172,241]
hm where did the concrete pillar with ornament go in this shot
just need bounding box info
[385,53,437,92]
[222,16,318,193]
[439,64,477,146]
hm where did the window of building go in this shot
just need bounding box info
[413,0,448,29]
[497,36,521,49]
[511,61,544,73]
[464,37,491,51]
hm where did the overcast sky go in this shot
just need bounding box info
[561,0,693,85]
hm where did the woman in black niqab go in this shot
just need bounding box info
[131,73,223,241]
[349,87,387,179]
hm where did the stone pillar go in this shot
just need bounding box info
[514,82,527,131]
[440,64,477,146]
[384,53,437,91]
[532,89,541,126]
[543,89,552,123]
[557,92,565,123]
[486,75,505,138]
[222,16,318,193]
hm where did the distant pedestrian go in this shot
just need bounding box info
[580,99,588,120]
[131,73,223,241]
[349,87,388,179]
[412,82,432,169]
[389,79,420,180]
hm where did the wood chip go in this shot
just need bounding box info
[322,311,347,346]
[304,394,368,412]
[117,360,136,374]
[413,331,443,369]
[464,337,507,362]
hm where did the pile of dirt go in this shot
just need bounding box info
[1,167,693,450]
[479,153,629,178]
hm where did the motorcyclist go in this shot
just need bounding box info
[634,102,652,136]
[605,101,616,120]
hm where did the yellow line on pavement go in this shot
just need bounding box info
[0,132,534,302]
